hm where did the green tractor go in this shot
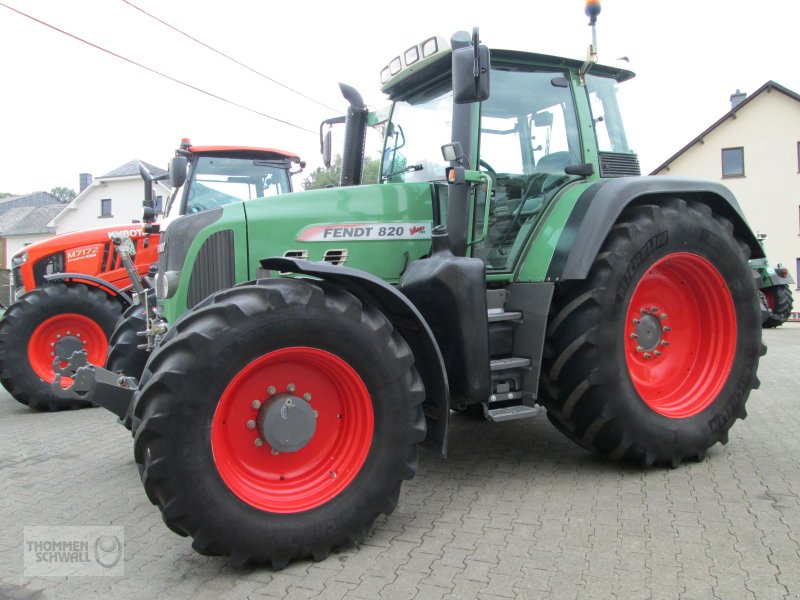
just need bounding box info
[751,234,795,328]
[60,5,765,568]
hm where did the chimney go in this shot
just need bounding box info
[730,89,747,110]
[79,173,93,192]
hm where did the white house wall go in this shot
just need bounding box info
[53,177,171,235]
[654,89,800,306]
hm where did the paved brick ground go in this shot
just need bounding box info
[1,324,798,599]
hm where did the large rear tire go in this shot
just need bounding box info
[541,199,764,467]
[762,284,793,328]
[0,283,124,410]
[132,279,425,568]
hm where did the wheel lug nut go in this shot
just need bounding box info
[644,353,652,359]
[640,308,648,315]
[663,326,671,332]
[632,319,640,325]
[287,383,296,392]
[313,410,318,418]
[651,307,659,313]
[271,448,279,455]
[654,350,662,357]
[303,393,312,401]
[660,313,668,321]
[630,333,638,339]
[267,386,276,395]
[246,420,256,429]
[661,340,669,347]
[254,438,263,447]
[636,346,644,353]
[251,400,261,409]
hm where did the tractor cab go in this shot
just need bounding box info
[378,36,638,271]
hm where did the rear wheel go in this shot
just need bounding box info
[132,279,425,568]
[541,199,764,466]
[0,283,124,410]
[762,284,793,328]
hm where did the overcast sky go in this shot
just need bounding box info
[1,0,798,195]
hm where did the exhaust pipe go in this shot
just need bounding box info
[339,83,368,187]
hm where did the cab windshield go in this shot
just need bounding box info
[381,85,452,184]
[164,156,291,217]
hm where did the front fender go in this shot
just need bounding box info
[260,257,450,457]
[545,176,764,282]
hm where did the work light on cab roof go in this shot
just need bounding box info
[379,36,449,90]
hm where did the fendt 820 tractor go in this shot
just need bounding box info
[751,234,795,328]
[0,141,302,410]
[61,4,765,568]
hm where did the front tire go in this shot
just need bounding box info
[0,283,124,410]
[541,199,764,466]
[106,290,154,380]
[132,279,425,568]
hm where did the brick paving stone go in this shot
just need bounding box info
[1,324,799,598]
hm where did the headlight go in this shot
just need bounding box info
[155,271,181,300]
[11,251,27,267]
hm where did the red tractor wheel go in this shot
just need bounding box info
[133,279,425,568]
[541,199,764,467]
[0,283,124,410]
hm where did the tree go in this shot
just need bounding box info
[50,186,77,203]
[302,155,381,190]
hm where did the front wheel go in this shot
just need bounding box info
[106,289,154,380]
[0,283,124,410]
[541,199,764,467]
[132,279,425,568]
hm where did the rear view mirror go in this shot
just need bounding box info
[169,156,188,188]
[452,29,490,104]
[322,130,332,168]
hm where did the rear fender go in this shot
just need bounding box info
[545,177,764,282]
[260,257,450,457]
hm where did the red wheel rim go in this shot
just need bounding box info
[763,288,776,310]
[624,253,736,418]
[211,347,374,513]
[28,314,108,384]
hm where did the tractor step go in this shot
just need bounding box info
[486,404,541,422]
[487,308,523,323]
[490,357,531,371]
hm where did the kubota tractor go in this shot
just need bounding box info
[0,141,302,410]
[59,3,765,568]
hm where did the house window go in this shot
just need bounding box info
[721,147,744,177]
[100,198,112,217]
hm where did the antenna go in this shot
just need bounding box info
[579,0,602,85]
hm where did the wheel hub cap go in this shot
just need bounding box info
[257,392,317,453]
[634,313,662,352]
[54,335,84,362]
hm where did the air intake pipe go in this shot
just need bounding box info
[339,83,368,187]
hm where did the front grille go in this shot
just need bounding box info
[187,230,235,308]
[599,152,641,178]
[32,252,65,287]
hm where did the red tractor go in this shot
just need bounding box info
[0,141,302,410]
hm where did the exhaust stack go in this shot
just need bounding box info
[339,83,368,187]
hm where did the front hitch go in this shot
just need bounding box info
[53,350,138,428]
